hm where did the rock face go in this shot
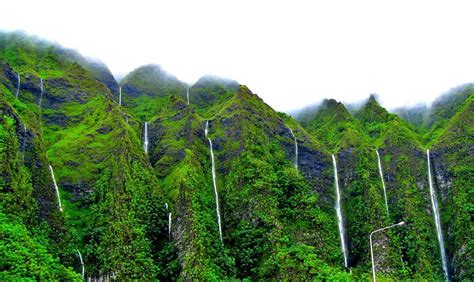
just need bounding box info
[0,63,58,220]
[432,96,473,280]
[1,31,473,281]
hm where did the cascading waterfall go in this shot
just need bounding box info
[289,128,298,170]
[77,249,85,279]
[332,154,348,268]
[143,122,149,153]
[48,165,63,212]
[186,87,190,105]
[118,86,122,106]
[376,150,389,216]
[38,78,44,108]
[426,149,449,280]
[205,121,223,242]
[15,73,20,99]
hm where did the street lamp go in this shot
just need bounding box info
[370,221,406,282]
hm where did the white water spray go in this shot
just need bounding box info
[332,154,348,267]
[15,73,20,99]
[48,165,63,212]
[143,122,149,154]
[77,249,84,279]
[289,128,298,170]
[426,149,449,280]
[376,150,389,216]
[186,87,190,105]
[205,121,223,242]
[118,87,122,106]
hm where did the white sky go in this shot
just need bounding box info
[1,0,473,111]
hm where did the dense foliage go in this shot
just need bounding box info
[0,31,472,280]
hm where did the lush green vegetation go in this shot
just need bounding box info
[0,31,472,280]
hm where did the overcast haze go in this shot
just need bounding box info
[1,0,473,111]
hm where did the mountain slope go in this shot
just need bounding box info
[0,31,472,281]
[0,33,164,279]
[298,95,450,279]
[188,75,239,118]
[120,64,187,121]
[431,95,474,280]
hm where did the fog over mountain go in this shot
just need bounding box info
[1,0,473,111]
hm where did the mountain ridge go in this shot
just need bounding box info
[0,31,472,280]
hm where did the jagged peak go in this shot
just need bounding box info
[356,94,391,123]
[235,85,253,97]
[320,99,352,119]
[365,94,383,109]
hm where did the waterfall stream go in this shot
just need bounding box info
[168,213,172,239]
[165,203,171,239]
[15,73,20,99]
[332,154,348,267]
[143,122,149,154]
[118,87,122,106]
[376,150,389,216]
[48,165,63,212]
[289,128,298,170]
[205,121,223,242]
[38,78,44,108]
[426,149,449,280]
[186,87,190,105]
[77,249,84,279]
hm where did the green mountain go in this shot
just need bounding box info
[1,31,472,280]
[431,95,473,280]
[120,64,187,121]
[1,33,163,279]
[298,98,365,151]
[393,103,428,129]
[189,75,239,118]
[295,94,472,279]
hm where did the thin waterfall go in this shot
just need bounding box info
[38,78,44,108]
[118,87,122,106]
[77,249,85,279]
[376,150,389,216]
[332,154,348,267]
[426,149,449,280]
[48,165,63,212]
[15,73,20,99]
[289,128,298,170]
[165,203,171,239]
[186,87,190,105]
[168,213,172,239]
[143,122,149,153]
[205,121,223,242]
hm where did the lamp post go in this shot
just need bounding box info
[370,221,406,282]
